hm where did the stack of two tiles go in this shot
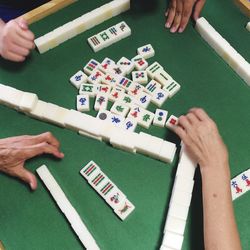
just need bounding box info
[160,146,197,250]
[80,161,135,220]
[231,168,250,200]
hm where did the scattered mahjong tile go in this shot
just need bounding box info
[166,115,178,130]
[119,93,135,107]
[102,74,119,87]
[80,161,100,181]
[70,70,87,89]
[87,33,104,52]
[117,56,135,75]
[108,113,125,127]
[99,57,116,74]
[98,179,116,200]
[105,187,127,210]
[137,44,155,59]
[154,69,173,86]
[144,80,161,96]
[79,83,96,97]
[95,84,112,95]
[94,93,109,111]
[114,199,135,220]
[98,29,113,47]
[146,62,163,79]
[106,25,120,43]
[109,65,126,76]
[88,170,107,191]
[110,101,130,117]
[137,109,154,129]
[115,21,131,39]
[151,87,169,107]
[117,76,133,90]
[132,55,148,71]
[96,110,112,122]
[88,69,105,84]
[83,59,100,75]
[153,109,168,127]
[122,117,137,132]
[134,92,151,109]
[132,71,148,84]
[127,104,143,120]
[127,82,144,97]
[76,94,90,112]
[109,87,125,102]
[162,80,181,98]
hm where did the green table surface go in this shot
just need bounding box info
[0,0,250,249]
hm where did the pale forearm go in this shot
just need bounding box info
[201,163,242,250]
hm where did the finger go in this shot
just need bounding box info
[35,132,61,148]
[186,112,200,125]
[178,115,192,130]
[165,0,177,28]
[165,9,169,17]
[9,43,30,57]
[17,17,28,30]
[3,50,25,62]
[17,28,35,42]
[2,164,37,190]
[179,1,193,32]
[13,33,34,50]
[24,142,64,160]
[170,0,183,33]
[174,125,187,140]
[189,108,210,121]
[193,0,206,20]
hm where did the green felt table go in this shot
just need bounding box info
[0,0,250,249]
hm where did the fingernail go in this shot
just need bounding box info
[170,27,176,33]
[166,22,170,28]
[178,27,183,33]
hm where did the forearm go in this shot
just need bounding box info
[201,163,242,250]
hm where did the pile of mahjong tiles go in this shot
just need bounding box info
[69,44,180,131]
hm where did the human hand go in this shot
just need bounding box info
[165,0,206,33]
[0,132,64,190]
[0,17,35,62]
[174,108,229,170]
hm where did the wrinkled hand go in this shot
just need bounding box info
[0,132,64,190]
[165,0,206,33]
[0,17,35,62]
[174,108,229,169]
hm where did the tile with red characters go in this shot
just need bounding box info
[87,69,105,84]
[114,199,135,220]
[166,115,178,131]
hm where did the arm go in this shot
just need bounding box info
[0,17,35,62]
[0,132,64,190]
[174,108,242,250]
[165,0,206,33]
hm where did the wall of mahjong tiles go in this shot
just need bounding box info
[0,0,250,249]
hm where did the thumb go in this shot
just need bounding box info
[17,17,28,30]
[193,0,206,21]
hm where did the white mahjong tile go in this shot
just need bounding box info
[97,179,116,200]
[119,93,135,107]
[109,65,126,76]
[88,170,107,190]
[137,109,154,129]
[70,70,87,89]
[117,56,135,75]
[76,94,90,112]
[121,117,137,132]
[231,177,245,200]
[96,110,112,122]
[134,92,151,109]
[94,84,112,95]
[115,21,131,39]
[114,199,135,220]
[153,109,168,127]
[132,55,148,71]
[105,187,127,210]
[162,80,181,98]
[87,33,104,52]
[162,231,184,250]
[94,93,109,111]
[105,25,120,43]
[154,69,173,86]
[137,44,155,59]
[108,113,125,127]
[151,87,169,107]
[132,70,148,84]
[166,115,179,131]
[110,101,130,117]
[164,215,186,235]
[127,82,144,97]
[79,83,96,97]
[241,169,250,191]
[116,76,133,90]
[127,104,143,120]
[99,57,116,74]
[101,73,119,87]
[144,80,161,96]
[80,161,100,181]
[87,69,105,84]
[98,29,114,47]
[146,62,163,79]
[109,87,125,102]
[83,59,100,75]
